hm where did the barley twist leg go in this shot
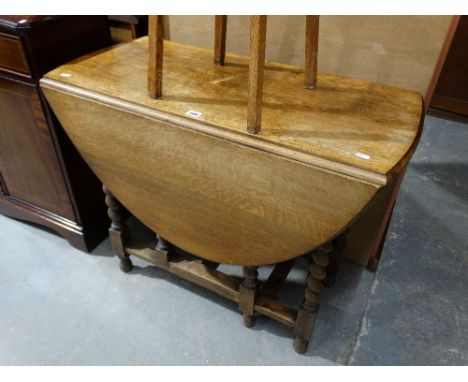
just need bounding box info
[293,245,330,353]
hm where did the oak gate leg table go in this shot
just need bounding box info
[40,16,424,353]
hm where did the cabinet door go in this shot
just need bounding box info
[0,75,75,220]
[429,16,468,116]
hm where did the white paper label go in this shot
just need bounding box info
[186,110,203,118]
[355,152,371,160]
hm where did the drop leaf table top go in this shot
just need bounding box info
[43,37,423,186]
[40,37,424,266]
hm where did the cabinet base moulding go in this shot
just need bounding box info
[0,194,107,252]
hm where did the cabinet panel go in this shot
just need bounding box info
[0,76,75,220]
[0,32,30,75]
[429,16,468,116]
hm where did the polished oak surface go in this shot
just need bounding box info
[41,38,423,265]
[44,38,423,184]
[41,86,379,265]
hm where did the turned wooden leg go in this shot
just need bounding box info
[324,231,348,287]
[239,266,259,327]
[293,245,331,354]
[103,185,133,273]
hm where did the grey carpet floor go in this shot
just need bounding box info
[349,115,468,365]
[0,115,466,365]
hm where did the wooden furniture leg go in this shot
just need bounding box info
[304,15,320,89]
[261,259,296,298]
[324,231,348,287]
[214,16,227,65]
[129,23,137,39]
[103,185,133,272]
[148,15,164,98]
[239,266,259,327]
[154,233,170,266]
[247,15,267,134]
[293,245,330,354]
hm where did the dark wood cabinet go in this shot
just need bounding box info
[427,16,468,117]
[108,15,148,42]
[0,76,75,220]
[0,16,112,251]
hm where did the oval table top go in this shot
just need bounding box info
[43,37,424,187]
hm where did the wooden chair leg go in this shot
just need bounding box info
[103,185,133,272]
[214,15,227,65]
[293,245,330,354]
[247,15,267,134]
[239,266,259,327]
[304,15,320,89]
[148,15,164,98]
[129,23,137,40]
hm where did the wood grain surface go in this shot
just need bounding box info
[0,76,74,220]
[0,32,30,74]
[41,38,423,265]
[41,85,379,265]
[43,38,423,183]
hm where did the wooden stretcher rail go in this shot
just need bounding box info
[126,243,297,327]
